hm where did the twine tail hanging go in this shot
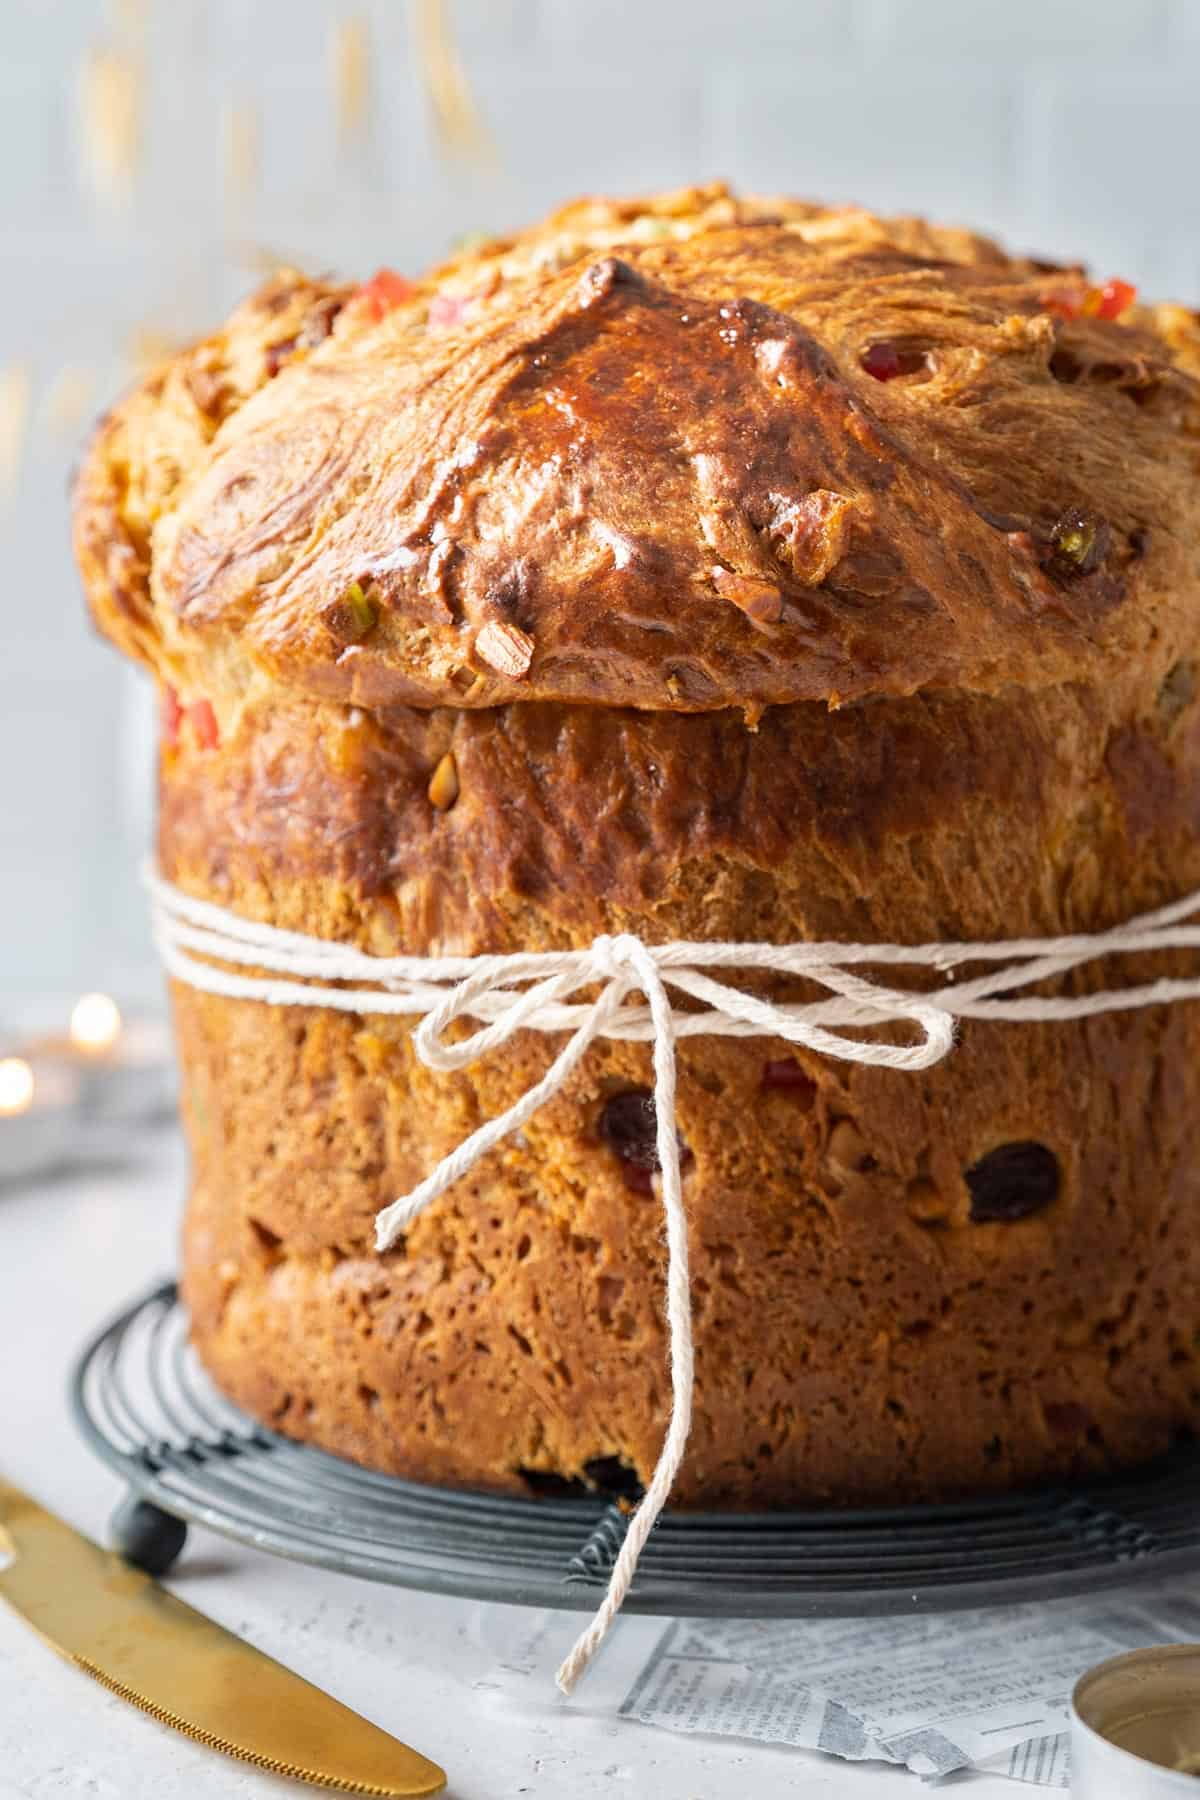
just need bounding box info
[145,865,1200,1690]
[369,935,700,1692]
[550,940,693,1694]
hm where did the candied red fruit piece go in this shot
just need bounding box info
[1043,276,1136,322]
[428,292,468,329]
[1085,278,1137,321]
[860,342,927,382]
[357,268,414,321]
[188,698,219,750]
[861,342,901,381]
[1042,287,1085,320]
[760,1059,817,1105]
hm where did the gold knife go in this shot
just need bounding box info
[0,1477,445,1796]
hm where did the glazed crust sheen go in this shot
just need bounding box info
[75,184,1200,717]
[75,185,1200,1503]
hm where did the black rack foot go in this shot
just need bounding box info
[111,1495,188,1575]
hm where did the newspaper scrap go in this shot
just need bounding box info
[478,1582,1200,1784]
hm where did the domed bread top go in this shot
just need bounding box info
[74,182,1200,715]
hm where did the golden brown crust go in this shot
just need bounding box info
[168,673,1200,1502]
[157,672,1200,955]
[73,271,355,673]
[74,185,1200,1505]
[76,185,1200,715]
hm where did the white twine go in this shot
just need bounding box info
[147,863,1200,1692]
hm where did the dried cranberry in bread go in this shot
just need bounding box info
[75,185,1200,1504]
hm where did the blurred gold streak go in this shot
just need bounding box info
[44,366,97,436]
[412,0,493,161]
[0,364,32,503]
[331,14,372,146]
[221,96,259,215]
[78,43,142,206]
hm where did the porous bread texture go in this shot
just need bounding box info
[73,184,1200,1503]
[168,680,1200,1501]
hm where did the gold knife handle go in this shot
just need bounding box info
[0,1475,31,1563]
[0,1478,93,1565]
[0,1475,33,1522]
[0,1477,447,1794]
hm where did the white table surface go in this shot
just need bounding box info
[0,1125,1020,1800]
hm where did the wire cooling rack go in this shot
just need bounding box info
[71,1280,1200,1616]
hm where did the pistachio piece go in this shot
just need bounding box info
[322,580,376,645]
[1044,506,1110,582]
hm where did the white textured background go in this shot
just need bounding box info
[2,0,1198,1002]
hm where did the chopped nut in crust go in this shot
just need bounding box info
[322,580,376,646]
[765,489,854,585]
[475,618,534,677]
[427,750,460,811]
[711,568,782,624]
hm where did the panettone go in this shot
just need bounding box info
[74,183,1200,1506]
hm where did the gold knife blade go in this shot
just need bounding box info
[0,1478,445,1797]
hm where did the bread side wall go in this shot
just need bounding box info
[168,678,1200,1502]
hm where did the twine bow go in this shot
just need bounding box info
[147,864,1200,1690]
